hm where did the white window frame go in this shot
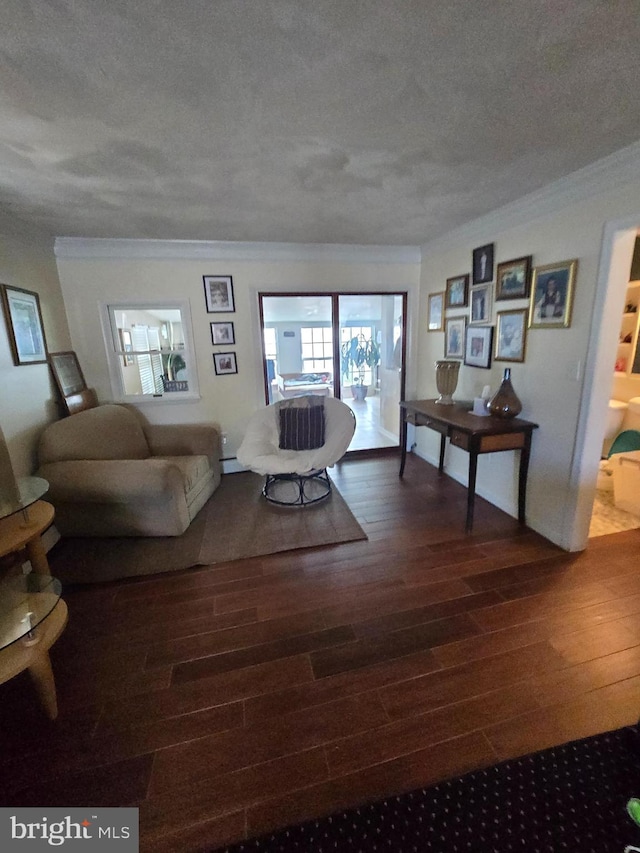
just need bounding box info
[100,299,200,403]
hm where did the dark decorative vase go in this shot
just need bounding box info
[488,368,522,418]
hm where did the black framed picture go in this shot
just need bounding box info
[472,243,494,284]
[464,325,493,369]
[213,351,237,375]
[203,275,235,313]
[445,275,469,309]
[211,321,235,345]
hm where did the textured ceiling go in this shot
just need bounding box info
[1,0,640,245]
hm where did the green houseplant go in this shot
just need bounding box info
[341,334,380,400]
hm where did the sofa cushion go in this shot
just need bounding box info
[38,404,150,464]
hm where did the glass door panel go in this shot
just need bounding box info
[338,294,405,451]
[260,295,334,403]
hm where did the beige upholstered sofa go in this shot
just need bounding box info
[37,404,221,537]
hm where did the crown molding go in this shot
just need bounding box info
[54,237,421,264]
[424,140,640,251]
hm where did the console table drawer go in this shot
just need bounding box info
[450,429,469,450]
[479,432,526,453]
[408,413,448,435]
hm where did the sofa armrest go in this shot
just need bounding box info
[143,424,221,466]
[38,459,185,504]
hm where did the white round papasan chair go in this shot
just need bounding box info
[237,395,356,506]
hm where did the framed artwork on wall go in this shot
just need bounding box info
[445,275,469,309]
[0,284,47,365]
[472,243,494,284]
[495,255,532,301]
[469,284,492,324]
[213,351,238,375]
[210,321,235,345]
[495,309,527,362]
[444,316,466,359]
[528,259,578,328]
[464,325,493,369]
[203,275,235,313]
[427,291,445,331]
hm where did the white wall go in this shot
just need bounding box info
[54,243,421,456]
[418,146,640,550]
[0,228,71,478]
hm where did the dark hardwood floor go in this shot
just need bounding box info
[3,454,640,852]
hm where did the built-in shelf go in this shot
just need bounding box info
[617,281,640,377]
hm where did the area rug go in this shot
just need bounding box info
[49,472,366,584]
[218,725,640,852]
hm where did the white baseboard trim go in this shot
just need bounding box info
[222,457,248,474]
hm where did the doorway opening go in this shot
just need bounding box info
[259,292,407,452]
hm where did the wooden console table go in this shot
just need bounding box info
[400,399,538,532]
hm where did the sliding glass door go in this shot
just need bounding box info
[259,292,406,452]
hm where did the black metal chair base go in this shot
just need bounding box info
[263,469,332,506]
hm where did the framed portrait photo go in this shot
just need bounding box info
[469,284,492,324]
[528,259,578,328]
[0,284,47,365]
[203,275,235,313]
[495,309,528,363]
[427,291,445,331]
[211,321,235,346]
[444,316,466,359]
[472,243,494,284]
[464,325,493,369]
[495,255,532,301]
[445,275,469,309]
[213,351,237,375]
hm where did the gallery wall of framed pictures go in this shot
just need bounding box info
[431,242,579,371]
[205,274,238,376]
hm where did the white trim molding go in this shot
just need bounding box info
[423,140,640,252]
[54,237,421,264]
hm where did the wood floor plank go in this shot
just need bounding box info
[148,692,390,795]
[171,625,356,684]
[310,613,481,679]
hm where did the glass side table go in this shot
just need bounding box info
[0,573,62,650]
[0,573,67,719]
[0,477,54,576]
[0,475,49,523]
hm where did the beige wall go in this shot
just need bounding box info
[55,249,421,456]
[418,171,640,550]
[0,228,71,478]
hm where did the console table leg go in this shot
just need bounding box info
[466,452,479,533]
[518,434,533,524]
[438,435,446,474]
[399,417,408,477]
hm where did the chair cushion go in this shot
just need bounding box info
[279,405,325,451]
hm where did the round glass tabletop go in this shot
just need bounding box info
[0,476,49,522]
[0,573,62,651]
